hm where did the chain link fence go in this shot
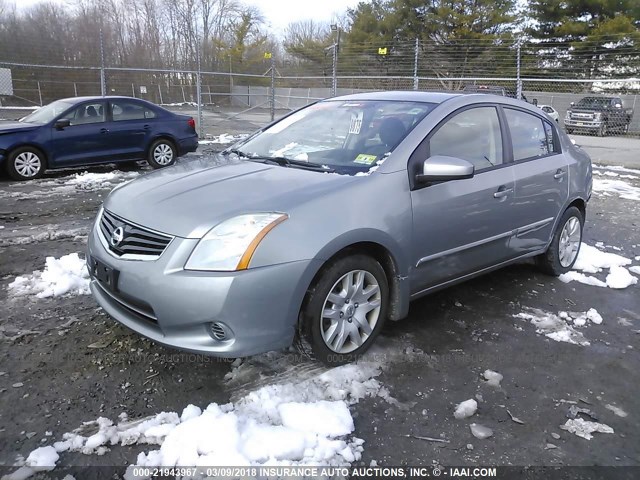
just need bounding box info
[1,36,639,138]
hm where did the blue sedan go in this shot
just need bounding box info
[0,96,198,180]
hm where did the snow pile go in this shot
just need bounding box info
[560,418,614,440]
[559,243,637,289]
[8,253,90,299]
[514,308,605,346]
[3,446,59,480]
[482,370,503,388]
[454,399,477,419]
[199,133,248,145]
[9,360,385,479]
[592,178,640,201]
[65,171,139,190]
[593,169,638,180]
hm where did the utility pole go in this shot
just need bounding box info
[99,29,106,96]
[413,38,419,90]
[330,24,341,97]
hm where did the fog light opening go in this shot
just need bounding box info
[210,322,228,341]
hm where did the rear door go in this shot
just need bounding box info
[106,99,156,160]
[503,106,569,253]
[49,100,110,165]
[409,105,519,292]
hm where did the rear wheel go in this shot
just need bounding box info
[535,206,584,276]
[7,147,46,181]
[147,139,176,168]
[301,254,388,365]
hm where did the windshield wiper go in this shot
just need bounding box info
[221,148,250,158]
[239,154,335,173]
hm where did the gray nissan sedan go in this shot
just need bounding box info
[87,91,592,365]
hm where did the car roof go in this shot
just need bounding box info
[327,91,461,104]
[56,96,149,105]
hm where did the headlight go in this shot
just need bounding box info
[184,213,288,271]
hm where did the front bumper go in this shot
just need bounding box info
[87,223,319,357]
[564,119,602,130]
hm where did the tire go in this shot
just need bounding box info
[6,147,46,181]
[535,206,584,276]
[301,254,388,366]
[597,123,607,137]
[147,139,176,169]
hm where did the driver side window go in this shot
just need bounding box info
[429,106,503,171]
[68,102,105,126]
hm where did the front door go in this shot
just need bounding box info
[49,101,111,165]
[410,105,519,293]
[106,99,155,160]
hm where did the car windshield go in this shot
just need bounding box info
[20,99,74,125]
[575,97,612,108]
[234,100,436,174]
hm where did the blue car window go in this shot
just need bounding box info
[68,103,105,125]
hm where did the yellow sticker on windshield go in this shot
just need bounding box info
[354,154,378,165]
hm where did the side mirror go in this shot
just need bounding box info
[416,155,475,184]
[54,119,71,130]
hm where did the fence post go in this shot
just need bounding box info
[73,82,78,97]
[331,43,338,97]
[270,55,275,121]
[195,37,203,138]
[131,83,135,97]
[413,38,419,90]
[99,29,106,96]
[157,83,163,104]
[516,39,522,100]
[37,81,43,106]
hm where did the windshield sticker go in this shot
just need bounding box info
[349,112,364,135]
[354,154,378,165]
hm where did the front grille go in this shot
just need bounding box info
[100,209,172,258]
[570,112,594,120]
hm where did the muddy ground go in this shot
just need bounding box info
[0,147,639,478]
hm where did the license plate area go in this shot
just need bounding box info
[91,257,120,292]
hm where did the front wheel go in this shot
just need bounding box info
[147,139,176,169]
[7,147,46,181]
[301,254,388,365]
[535,206,584,276]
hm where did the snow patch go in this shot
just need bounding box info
[454,399,477,419]
[560,418,614,440]
[482,370,503,388]
[559,243,636,289]
[606,266,638,289]
[592,178,640,201]
[3,446,59,480]
[8,253,89,299]
[513,308,603,346]
[199,133,249,145]
[605,404,628,418]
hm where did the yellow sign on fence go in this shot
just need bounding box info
[378,47,388,55]
[264,52,272,59]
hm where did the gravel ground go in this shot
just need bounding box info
[0,147,639,477]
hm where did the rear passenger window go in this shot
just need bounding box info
[111,101,155,121]
[505,108,555,160]
[429,106,503,171]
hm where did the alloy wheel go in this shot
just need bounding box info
[320,269,381,354]
[559,216,581,267]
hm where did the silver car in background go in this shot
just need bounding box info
[87,91,592,365]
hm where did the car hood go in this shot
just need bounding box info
[0,121,39,134]
[104,156,356,238]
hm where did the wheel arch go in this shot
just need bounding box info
[8,143,49,166]
[298,239,409,326]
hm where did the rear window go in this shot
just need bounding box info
[505,108,557,161]
[111,101,156,121]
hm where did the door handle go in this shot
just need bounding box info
[554,169,566,179]
[493,187,513,198]
[100,128,109,134]
[143,124,151,130]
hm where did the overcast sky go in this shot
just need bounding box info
[14,0,362,34]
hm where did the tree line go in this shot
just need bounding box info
[0,0,638,83]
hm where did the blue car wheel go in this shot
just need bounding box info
[7,147,46,181]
